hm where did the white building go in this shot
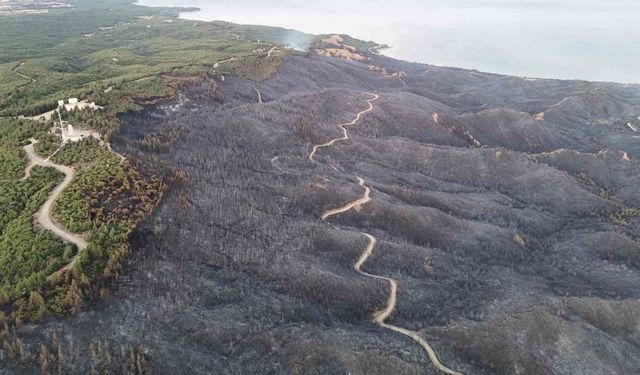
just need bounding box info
[27,98,103,124]
[56,98,103,112]
[61,124,100,143]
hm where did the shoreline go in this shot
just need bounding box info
[133,0,639,84]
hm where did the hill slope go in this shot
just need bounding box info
[4,27,640,375]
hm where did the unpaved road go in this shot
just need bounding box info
[309,93,379,161]
[254,86,263,104]
[12,61,36,87]
[270,156,297,175]
[20,160,37,181]
[358,233,464,375]
[315,95,462,374]
[321,178,463,375]
[214,57,243,69]
[106,142,126,163]
[23,141,88,253]
[321,176,370,220]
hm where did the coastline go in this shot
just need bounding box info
[133,0,640,84]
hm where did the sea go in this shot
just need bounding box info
[137,0,640,83]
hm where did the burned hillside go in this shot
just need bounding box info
[5,48,640,374]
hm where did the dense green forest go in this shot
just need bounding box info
[33,132,62,158]
[0,146,25,181]
[0,115,163,328]
[0,167,72,302]
[0,117,50,179]
[51,137,110,165]
[0,118,71,321]
[0,0,293,118]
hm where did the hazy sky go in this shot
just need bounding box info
[138,0,640,83]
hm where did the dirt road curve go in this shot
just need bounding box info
[23,141,88,253]
[321,177,370,221]
[270,156,297,175]
[321,179,463,375]
[308,93,379,161]
[106,142,126,163]
[214,57,242,68]
[356,233,463,375]
[314,94,462,374]
[11,61,36,89]
[254,86,263,103]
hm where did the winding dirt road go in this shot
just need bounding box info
[321,176,370,220]
[106,142,126,164]
[23,141,88,253]
[313,95,463,374]
[11,61,36,89]
[308,93,379,161]
[355,233,463,375]
[320,178,462,375]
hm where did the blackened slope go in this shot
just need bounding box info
[7,52,640,375]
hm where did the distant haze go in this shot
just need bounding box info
[138,0,640,83]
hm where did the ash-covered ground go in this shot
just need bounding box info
[5,50,640,374]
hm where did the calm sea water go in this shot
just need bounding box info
[138,0,640,83]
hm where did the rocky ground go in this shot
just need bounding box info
[4,45,640,374]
